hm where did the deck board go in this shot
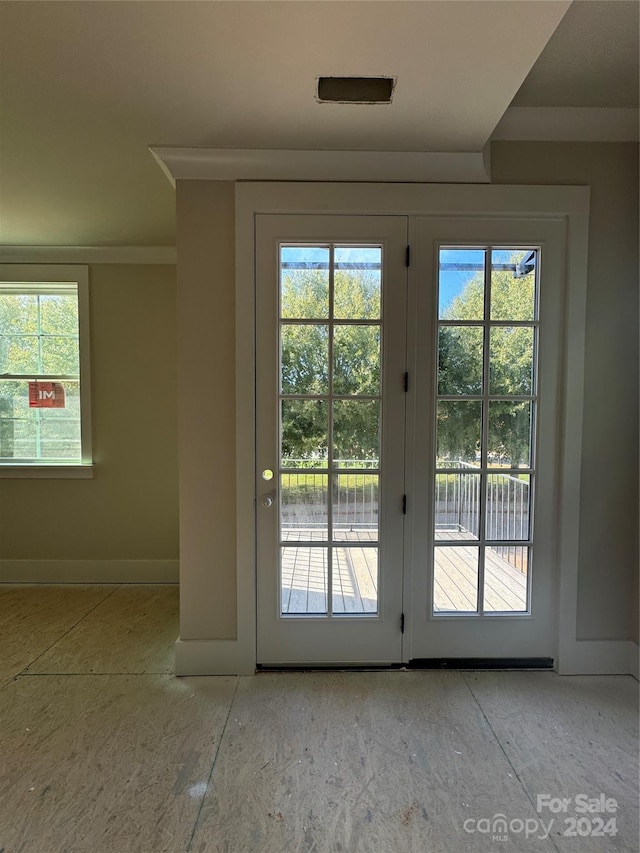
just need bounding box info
[281,530,527,614]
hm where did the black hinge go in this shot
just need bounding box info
[402,494,407,515]
[405,245,411,267]
[403,371,409,392]
[401,613,405,634]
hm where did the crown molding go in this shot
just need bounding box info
[150,146,491,185]
[0,246,176,264]
[492,107,639,142]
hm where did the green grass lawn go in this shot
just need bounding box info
[281,472,378,502]
[280,470,528,503]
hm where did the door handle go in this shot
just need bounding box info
[261,495,274,508]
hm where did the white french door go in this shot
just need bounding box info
[255,213,564,666]
[405,217,563,661]
[255,215,408,665]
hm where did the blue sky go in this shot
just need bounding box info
[280,245,527,314]
[438,248,485,316]
[281,246,381,267]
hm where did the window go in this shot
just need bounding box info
[0,265,92,477]
[433,246,538,614]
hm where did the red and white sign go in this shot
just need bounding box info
[28,382,66,408]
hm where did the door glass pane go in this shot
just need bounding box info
[281,324,329,394]
[488,401,532,468]
[489,326,534,396]
[332,547,378,614]
[436,400,481,465]
[486,474,530,541]
[280,473,328,541]
[281,546,327,614]
[280,247,329,319]
[334,247,381,320]
[435,473,481,541]
[276,242,386,624]
[490,250,536,321]
[433,243,540,619]
[439,248,485,320]
[438,326,484,395]
[484,546,528,612]
[333,324,380,395]
[281,400,328,465]
[333,473,378,539]
[333,400,380,468]
[433,546,479,612]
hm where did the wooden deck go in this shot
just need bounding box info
[281,541,378,614]
[434,536,528,612]
[280,530,527,614]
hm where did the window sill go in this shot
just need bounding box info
[0,464,95,479]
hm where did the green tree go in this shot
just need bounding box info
[281,268,380,463]
[0,293,79,374]
[0,292,81,459]
[279,254,535,467]
[438,252,535,466]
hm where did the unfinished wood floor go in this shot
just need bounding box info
[0,584,638,853]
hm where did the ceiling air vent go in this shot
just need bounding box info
[317,77,395,104]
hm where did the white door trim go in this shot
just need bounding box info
[226,182,591,677]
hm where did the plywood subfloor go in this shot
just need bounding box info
[0,584,637,852]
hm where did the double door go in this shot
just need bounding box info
[256,214,562,666]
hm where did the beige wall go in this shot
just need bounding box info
[176,181,237,640]
[492,142,639,643]
[0,264,179,562]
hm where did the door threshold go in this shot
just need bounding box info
[257,658,554,672]
[408,657,554,670]
[256,663,404,673]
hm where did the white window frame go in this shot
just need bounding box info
[0,264,93,478]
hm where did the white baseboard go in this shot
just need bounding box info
[175,638,255,676]
[558,639,638,676]
[177,637,639,678]
[0,559,179,584]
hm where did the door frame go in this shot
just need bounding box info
[233,182,589,675]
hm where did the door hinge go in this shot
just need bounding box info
[402,494,407,515]
[405,245,411,267]
[401,613,405,634]
[404,371,409,392]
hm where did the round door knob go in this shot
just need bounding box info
[262,496,274,508]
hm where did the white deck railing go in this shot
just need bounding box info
[280,458,529,572]
[281,459,378,529]
[435,460,529,543]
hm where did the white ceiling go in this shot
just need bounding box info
[0,0,637,246]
